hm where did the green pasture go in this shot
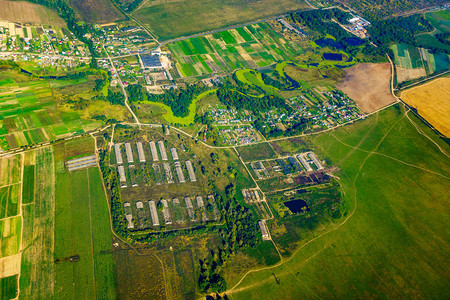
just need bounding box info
[169,23,304,77]
[228,105,450,299]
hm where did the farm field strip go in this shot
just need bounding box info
[53,140,115,299]
[19,147,55,299]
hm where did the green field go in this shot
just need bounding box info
[132,0,309,40]
[0,216,21,257]
[390,43,424,69]
[425,10,450,33]
[53,140,115,299]
[0,275,18,300]
[168,22,304,77]
[0,69,130,150]
[227,105,450,298]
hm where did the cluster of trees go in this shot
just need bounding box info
[198,187,260,293]
[216,89,291,114]
[368,14,434,47]
[122,0,143,12]
[98,150,130,238]
[126,83,207,117]
[291,9,352,41]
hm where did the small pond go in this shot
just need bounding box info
[284,199,310,214]
[323,53,343,61]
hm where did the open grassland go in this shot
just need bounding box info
[401,77,450,137]
[19,147,55,299]
[53,139,115,299]
[133,0,309,40]
[228,105,450,299]
[116,249,167,299]
[337,63,395,113]
[167,22,304,77]
[69,0,124,23]
[0,0,64,25]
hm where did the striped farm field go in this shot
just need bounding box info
[168,22,304,77]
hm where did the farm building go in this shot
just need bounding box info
[123,203,134,229]
[117,165,127,188]
[308,152,324,170]
[174,161,185,183]
[163,162,174,183]
[148,200,160,226]
[184,197,196,222]
[149,141,159,161]
[185,160,196,182]
[66,155,97,171]
[297,154,312,172]
[158,141,168,160]
[141,54,162,70]
[161,199,172,225]
[196,196,208,221]
[136,142,146,163]
[258,220,270,240]
[125,142,134,163]
[114,143,123,164]
[170,147,179,160]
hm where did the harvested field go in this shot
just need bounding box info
[401,77,450,137]
[337,63,396,113]
[396,66,426,83]
[69,0,124,23]
[0,0,64,25]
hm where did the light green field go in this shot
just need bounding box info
[0,216,21,257]
[228,104,450,299]
[133,0,308,40]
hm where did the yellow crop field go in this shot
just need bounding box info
[401,77,450,137]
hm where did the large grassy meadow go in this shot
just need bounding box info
[228,104,450,299]
[133,0,309,40]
